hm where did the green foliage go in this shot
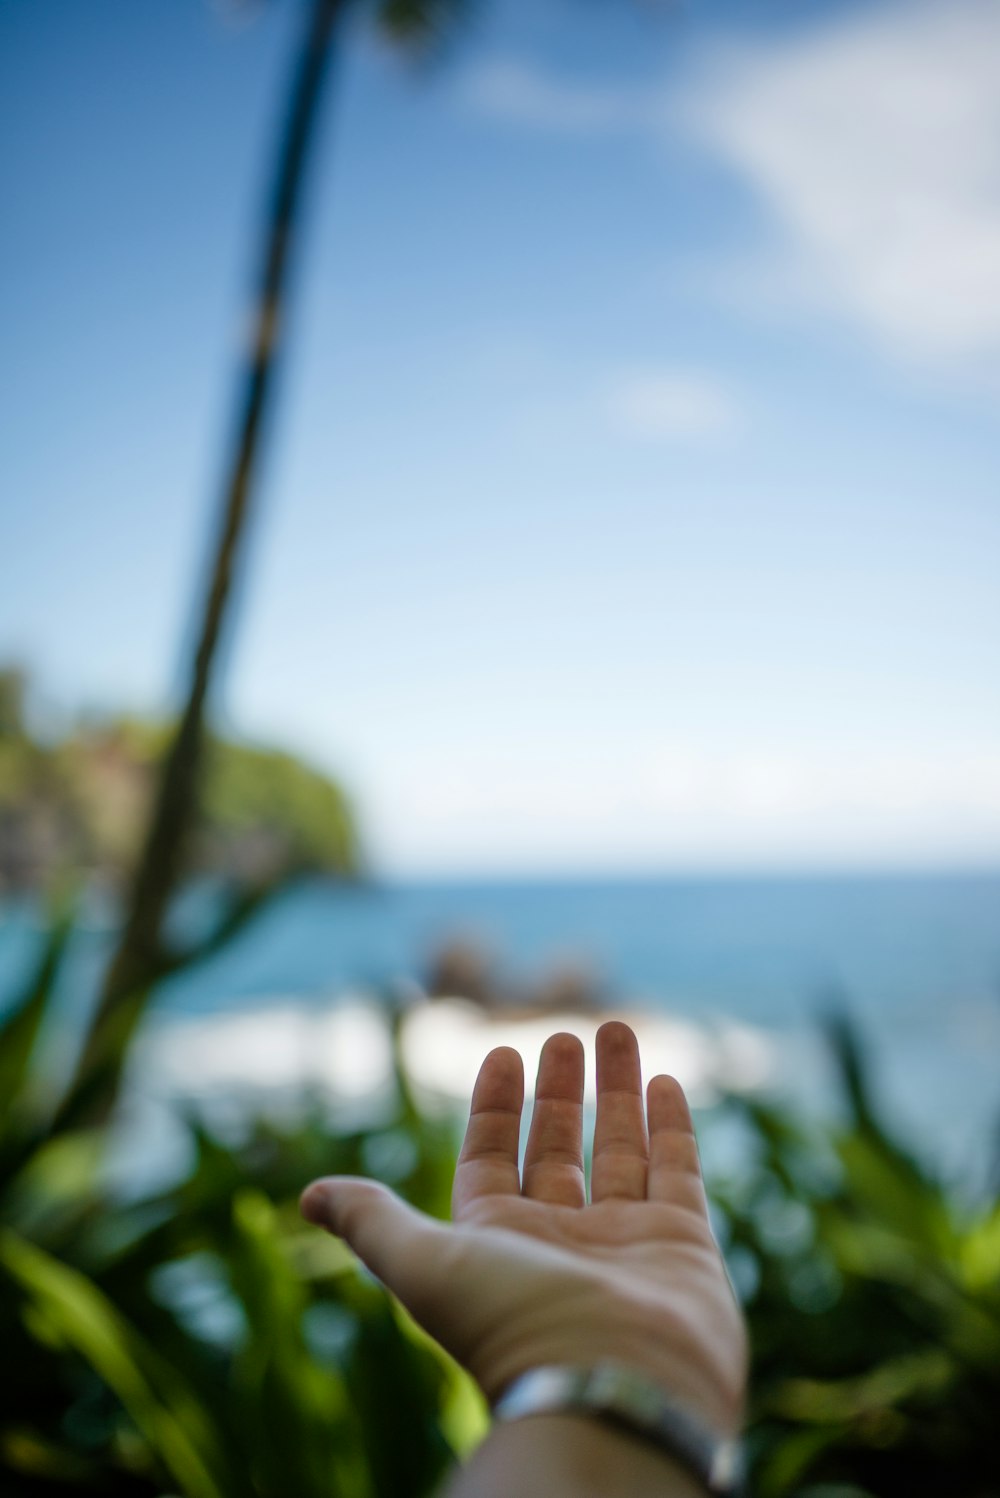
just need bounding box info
[0,908,996,1497]
[373,0,471,54]
[0,919,483,1496]
[0,673,360,893]
[0,1230,230,1498]
[201,736,357,876]
[713,1019,1000,1497]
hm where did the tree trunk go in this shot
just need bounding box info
[70,0,344,1125]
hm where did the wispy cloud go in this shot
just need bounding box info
[679,0,1000,370]
[370,744,1000,873]
[605,368,740,440]
[460,58,641,135]
[461,3,1000,376]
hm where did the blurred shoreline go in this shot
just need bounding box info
[3,869,998,1182]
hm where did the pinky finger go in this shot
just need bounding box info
[646,1074,708,1216]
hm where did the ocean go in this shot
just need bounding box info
[2,871,998,1183]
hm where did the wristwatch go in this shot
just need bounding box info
[493,1363,746,1497]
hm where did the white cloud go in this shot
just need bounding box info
[461,4,1000,373]
[679,1,1000,370]
[606,368,740,439]
[365,745,1000,874]
[679,0,1000,368]
[460,58,641,135]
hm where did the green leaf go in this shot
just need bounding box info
[959,1201,1000,1293]
[0,911,72,1145]
[226,1188,369,1498]
[767,1349,954,1424]
[0,1227,229,1498]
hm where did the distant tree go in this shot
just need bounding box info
[0,669,27,740]
[0,683,359,895]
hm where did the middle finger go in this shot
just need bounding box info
[591,1020,648,1202]
[522,1032,586,1207]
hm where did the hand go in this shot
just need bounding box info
[301,1020,747,1436]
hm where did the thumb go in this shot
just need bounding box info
[300,1175,448,1312]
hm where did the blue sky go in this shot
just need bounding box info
[3,0,1000,873]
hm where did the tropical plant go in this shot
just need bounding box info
[713,1019,1000,1497]
[0,915,485,1497]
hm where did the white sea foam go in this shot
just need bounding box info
[403,999,773,1104]
[132,994,775,1111]
[136,996,393,1101]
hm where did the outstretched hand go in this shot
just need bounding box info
[301,1020,747,1436]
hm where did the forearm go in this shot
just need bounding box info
[443,1413,708,1498]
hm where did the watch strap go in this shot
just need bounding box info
[493,1363,745,1497]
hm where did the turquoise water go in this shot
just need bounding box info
[3,872,998,1178]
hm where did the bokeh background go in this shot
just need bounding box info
[2,2,999,1495]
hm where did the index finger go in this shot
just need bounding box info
[452,1046,524,1218]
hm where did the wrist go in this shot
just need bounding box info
[451,1413,713,1498]
[561,1300,745,1438]
[478,1286,745,1439]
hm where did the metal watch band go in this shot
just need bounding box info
[493,1363,746,1497]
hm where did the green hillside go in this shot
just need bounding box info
[0,670,359,892]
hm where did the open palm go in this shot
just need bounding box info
[302,1021,747,1435]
